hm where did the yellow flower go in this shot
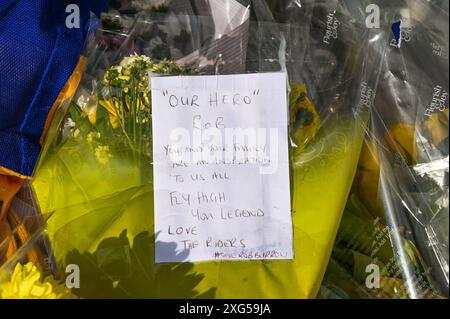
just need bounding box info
[384,123,417,165]
[289,83,321,153]
[99,99,120,129]
[86,105,98,125]
[424,108,449,146]
[95,145,113,165]
[86,132,101,145]
[0,263,76,299]
[86,133,94,144]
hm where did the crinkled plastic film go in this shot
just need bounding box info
[374,1,449,298]
[320,0,448,299]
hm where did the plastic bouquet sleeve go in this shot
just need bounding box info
[321,0,449,299]
[30,0,387,298]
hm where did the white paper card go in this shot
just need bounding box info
[151,73,292,263]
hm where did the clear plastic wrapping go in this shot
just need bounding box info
[321,0,449,299]
[374,0,448,298]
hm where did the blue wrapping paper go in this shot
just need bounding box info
[0,0,108,177]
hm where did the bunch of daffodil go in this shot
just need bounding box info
[0,262,75,299]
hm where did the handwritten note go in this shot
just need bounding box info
[151,73,293,263]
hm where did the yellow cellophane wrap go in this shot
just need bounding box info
[31,114,364,298]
